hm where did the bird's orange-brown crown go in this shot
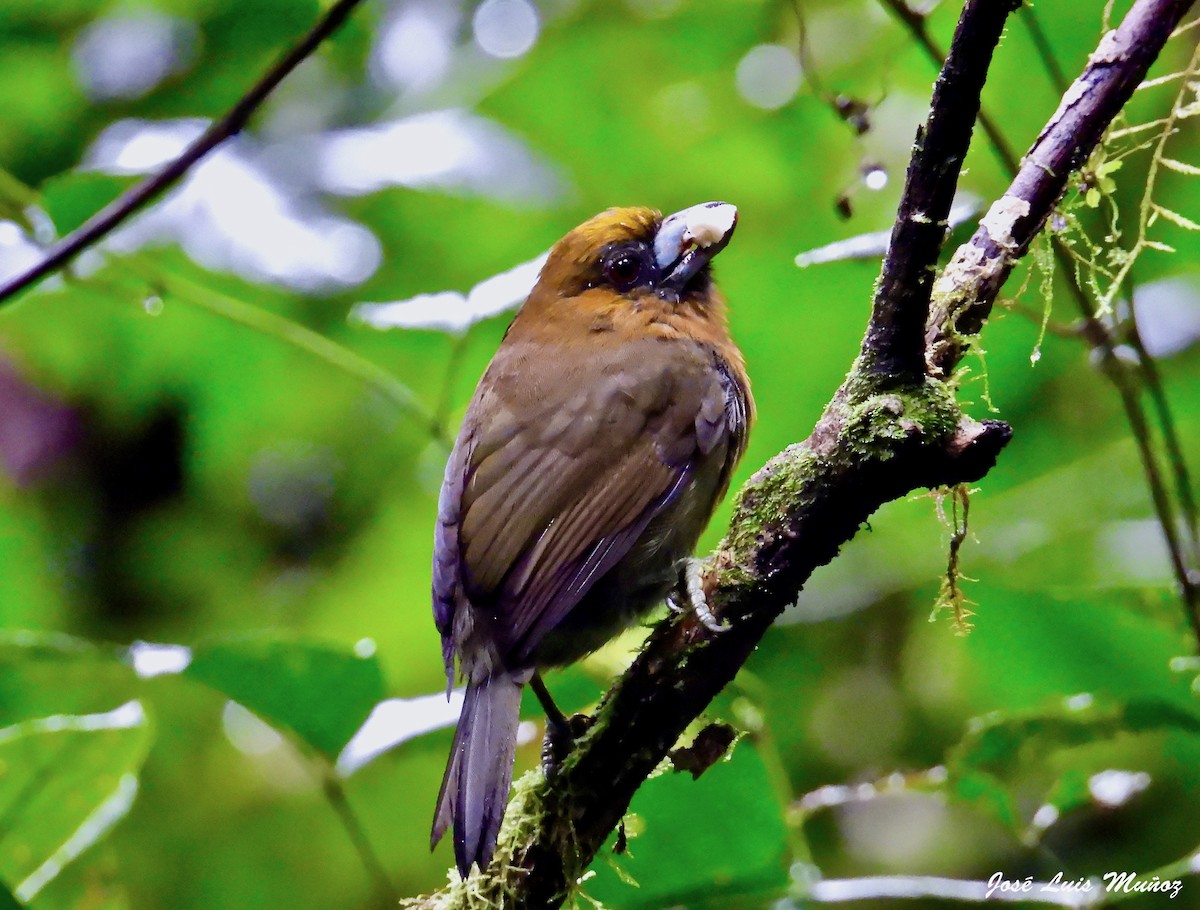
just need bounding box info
[527,202,735,307]
[512,202,743,360]
[534,207,662,301]
[555,206,662,269]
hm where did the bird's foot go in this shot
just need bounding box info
[530,671,594,777]
[667,557,728,632]
[541,712,594,778]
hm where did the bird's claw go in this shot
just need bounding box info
[541,713,593,778]
[675,557,728,633]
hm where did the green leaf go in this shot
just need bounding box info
[945,697,1200,833]
[40,172,138,236]
[185,636,385,759]
[585,740,789,909]
[0,632,139,728]
[0,882,20,910]
[0,703,151,902]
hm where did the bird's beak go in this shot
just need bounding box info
[654,201,738,292]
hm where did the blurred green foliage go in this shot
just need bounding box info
[1,0,1200,908]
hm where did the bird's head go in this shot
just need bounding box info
[532,202,738,311]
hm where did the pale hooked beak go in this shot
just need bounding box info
[654,201,738,291]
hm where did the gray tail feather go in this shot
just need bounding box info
[430,672,523,877]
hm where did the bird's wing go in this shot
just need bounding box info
[497,437,695,662]
[439,338,738,669]
[433,435,471,689]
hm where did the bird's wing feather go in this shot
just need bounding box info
[433,437,470,689]
[501,455,694,662]
[443,338,727,666]
[499,439,689,646]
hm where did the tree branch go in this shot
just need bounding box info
[0,0,368,307]
[877,0,1023,176]
[862,0,1021,381]
[926,0,1196,375]
[886,0,1200,654]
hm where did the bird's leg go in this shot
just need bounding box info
[530,671,571,740]
[669,557,728,632]
[531,672,592,777]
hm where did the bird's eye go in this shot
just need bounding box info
[603,253,643,290]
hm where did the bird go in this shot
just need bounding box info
[430,201,754,877]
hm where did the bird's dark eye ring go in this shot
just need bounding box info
[604,253,643,289]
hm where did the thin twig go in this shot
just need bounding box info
[1022,4,1070,93]
[0,0,369,306]
[319,765,399,909]
[1084,313,1200,640]
[1126,315,1200,558]
[117,257,446,441]
[792,0,830,103]
[792,0,873,136]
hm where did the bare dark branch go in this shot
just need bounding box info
[862,0,1021,382]
[0,0,368,307]
[877,0,1023,176]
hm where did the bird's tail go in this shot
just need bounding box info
[431,671,523,877]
